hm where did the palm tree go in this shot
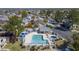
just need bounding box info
[3,16,24,43]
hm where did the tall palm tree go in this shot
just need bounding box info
[3,16,24,43]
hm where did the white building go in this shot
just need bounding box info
[0,37,7,49]
[0,15,9,21]
[22,14,33,26]
[0,15,9,25]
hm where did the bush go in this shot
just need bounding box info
[46,25,53,29]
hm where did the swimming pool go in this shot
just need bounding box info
[31,35,48,44]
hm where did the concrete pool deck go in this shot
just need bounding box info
[23,32,48,46]
[22,32,59,51]
[23,32,38,46]
[23,32,50,46]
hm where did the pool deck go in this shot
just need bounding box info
[23,32,38,46]
[23,32,50,45]
[23,32,56,50]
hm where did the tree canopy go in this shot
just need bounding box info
[69,33,79,51]
[69,9,79,24]
[3,15,24,36]
[18,10,29,18]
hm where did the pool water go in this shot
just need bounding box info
[31,35,48,44]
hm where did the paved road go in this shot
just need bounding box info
[52,28,73,43]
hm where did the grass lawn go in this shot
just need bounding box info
[4,41,26,51]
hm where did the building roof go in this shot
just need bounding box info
[39,26,52,32]
[0,15,9,21]
[22,14,33,24]
[23,18,30,23]
[48,17,57,24]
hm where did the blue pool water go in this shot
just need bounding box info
[31,35,48,44]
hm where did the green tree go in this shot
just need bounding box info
[69,33,79,51]
[55,10,69,22]
[3,16,24,43]
[68,9,79,24]
[55,10,63,22]
[43,18,48,23]
[18,10,28,18]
